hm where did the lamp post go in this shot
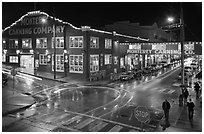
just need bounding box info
[53,22,56,79]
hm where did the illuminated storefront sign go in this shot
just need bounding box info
[122,42,201,55]
[9,25,65,35]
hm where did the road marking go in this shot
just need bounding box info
[109,125,123,132]
[167,89,175,94]
[63,115,82,126]
[158,88,167,92]
[172,83,181,87]
[74,118,95,129]
[129,129,138,132]
[89,121,108,132]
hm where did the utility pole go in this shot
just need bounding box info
[53,8,56,79]
[180,3,185,85]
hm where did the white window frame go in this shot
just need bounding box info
[22,38,32,49]
[90,55,99,72]
[36,38,47,48]
[9,39,18,49]
[52,54,64,72]
[105,38,112,49]
[90,37,99,48]
[52,37,64,48]
[39,54,47,65]
[9,56,18,63]
[104,54,112,65]
[2,54,6,62]
[69,36,83,48]
[69,55,83,73]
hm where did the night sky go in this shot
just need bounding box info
[2,2,202,41]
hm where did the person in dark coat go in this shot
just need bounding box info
[162,99,171,123]
[194,82,200,99]
[183,88,189,105]
[187,99,195,120]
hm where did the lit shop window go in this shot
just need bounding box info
[3,39,6,49]
[2,54,6,62]
[9,39,18,49]
[9,56,18,63]
[22,38,32,49]
[105,39,112,49]
[120,57,125,68]
[52,55,64,72]
[69,36,83,48]
[69,55,83,73]
[90,37,99,48]
[39,54,48,65]
[104,54,112,65]
[52,37,64,48]
[90,55,99,72]
[36,38,47,48]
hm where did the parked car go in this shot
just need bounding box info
[119,71,134,81]
[178,71,192,80]
[2,72,8,85]
[190,63,198,70]
[150,64,161,71]
[142,67,152,74]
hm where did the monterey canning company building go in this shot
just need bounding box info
[2,11,149,81]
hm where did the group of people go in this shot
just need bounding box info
[161,81,201,130]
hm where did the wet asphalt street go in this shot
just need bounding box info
[2,65,185,132]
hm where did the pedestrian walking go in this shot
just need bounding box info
[194,82,200,99]
[183,88,189,105]
[187,99,195,121]
[162,99,171,129]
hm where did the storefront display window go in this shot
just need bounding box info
[3,39,6,49]
[90,55,99,72]
[9,39,18,49]
[52,37,64,48]
[36,38,47,48]
[52,55,64,72]
[105,54,112,65]
[105,39,112,49]
[90,37,99,48]
[22,38,32,49]
[69,55,83,73]
[120,57,125,68]
[9,56,18,63]
[39,54,47,65]
[2,54,6,62]
[69,36,83,48]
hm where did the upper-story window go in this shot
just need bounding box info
[90,37,99,48]
[69,36,83,48]
[3,39,6,49]
[36,38,47,48]
[105,38,112,49]
[52,37,64,48]
[22,38,32,49]
[9,56,18,63]
[9,39,18,49]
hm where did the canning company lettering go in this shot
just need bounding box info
[8,16,65,35]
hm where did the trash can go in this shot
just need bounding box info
[179,94,183,106]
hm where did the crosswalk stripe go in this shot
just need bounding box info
[89,121,108,132]
[63,116,82,126]
[109,125,123,132]
[158,88,167,92]
[167,90,175,94]
[74,118,95,129]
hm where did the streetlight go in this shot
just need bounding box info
[167,5,185,86]
[41,16,56,79]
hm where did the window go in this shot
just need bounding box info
[52,37,64,48]
[90,37,99,48]
[2,54,6,62]
[90,55,99,72]
[22,38,32,48]
[9,56,18,63]
[52,55,64,72]
[105,54,112,65]
[3,39,6,49]
[36,38,47,48]
[69,36,83,48]
[69,55,83,73]
[105,38,112,49]
[9,39,18,49]
[39,54,47,65]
